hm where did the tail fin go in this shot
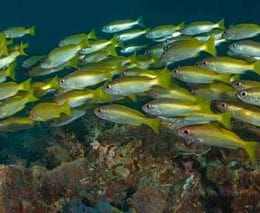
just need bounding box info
[48,76,59,89]
[253,60,260,75]
[18,42,27,56]
[111,35,123,48]
[128,94,137,102]
[218,73,231,84]
[87,29,97,40]
[204,37,217,56]
[178,21,185,30]
[20,78,31,91]
[5,62,16,80]
[0,32,8,56]
[62,101,72,116]
[146,117,161,134]
[66,56,79,68]
[108,45,118,56]
[78,39,89,49]
[217,18,225,30]
[28,26,36,36]
[198,99,212,113]
[230,74,241,82]
[26,90,39,102]
[155,69,174,89]
[93,87,113,103]
[218,111,233,129]
[137,17,145,27]
[244,141,258,165]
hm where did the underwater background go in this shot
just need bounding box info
[0,0,259,212]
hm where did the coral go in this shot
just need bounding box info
[0,119,258,212]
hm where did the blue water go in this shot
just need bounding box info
[2,0,260,54]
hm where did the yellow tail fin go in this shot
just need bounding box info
[5,62,16,80]
[155,69,173,89]
[244,141,258,165]
[219,111,233,129]
[253,60,260,75]
[87,29,97,40]
[20,78,31,91]
[62,101,72,116]
[217,18,225,30]
[204,37,217,56]
[18,42,27,56]
[28,26,36,36]
[146,117,161,134]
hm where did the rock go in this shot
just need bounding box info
[128,185,168,213]
[0,165,46,213]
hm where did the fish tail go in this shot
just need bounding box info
[217,18,225,30]
[219,111,233,129]
[88,29,97,40]
[108,45,118,56]
[230,74,241,82]
[219,73,232,83]
[178,21,185,30]
[204,37,217,56]
[28,26,36,36]
[156,69,173,89]
[146,117,161,134]
[0,32,8,56]
[66,56,79,68]
[20,78,32,91]
[62,101,72,116]
[128,94,137,102]
[253,60,260,74]
[49,76,59,89]
[111,35,123,48]
[78,39,89,49]
[19,42,28,56]
[137,17,145,27]
[26,89,39,102]
[244,141,258,165]
[6,62,16,80]
[93,87,113,102]
[197,99,212,113]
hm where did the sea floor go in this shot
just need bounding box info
[0,112,259,213]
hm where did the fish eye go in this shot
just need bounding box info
[231,43,236,48]
[173,69,178,74]
[146,104,152,109]
[105,84,112,90]
[203,61,207,66]
[163,45,169,50]
[164,39,170,45]
[96,108,103,113]
[161,52,167,58]
[240,91,248,97]
[144,50,150,55]
[236,81,242,87]
[219,102,227,108]
[183,129,191,136]
[60,79,65,84]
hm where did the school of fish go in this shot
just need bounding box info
[0,18,259,164]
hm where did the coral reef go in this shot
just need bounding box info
[0,115,259,212]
